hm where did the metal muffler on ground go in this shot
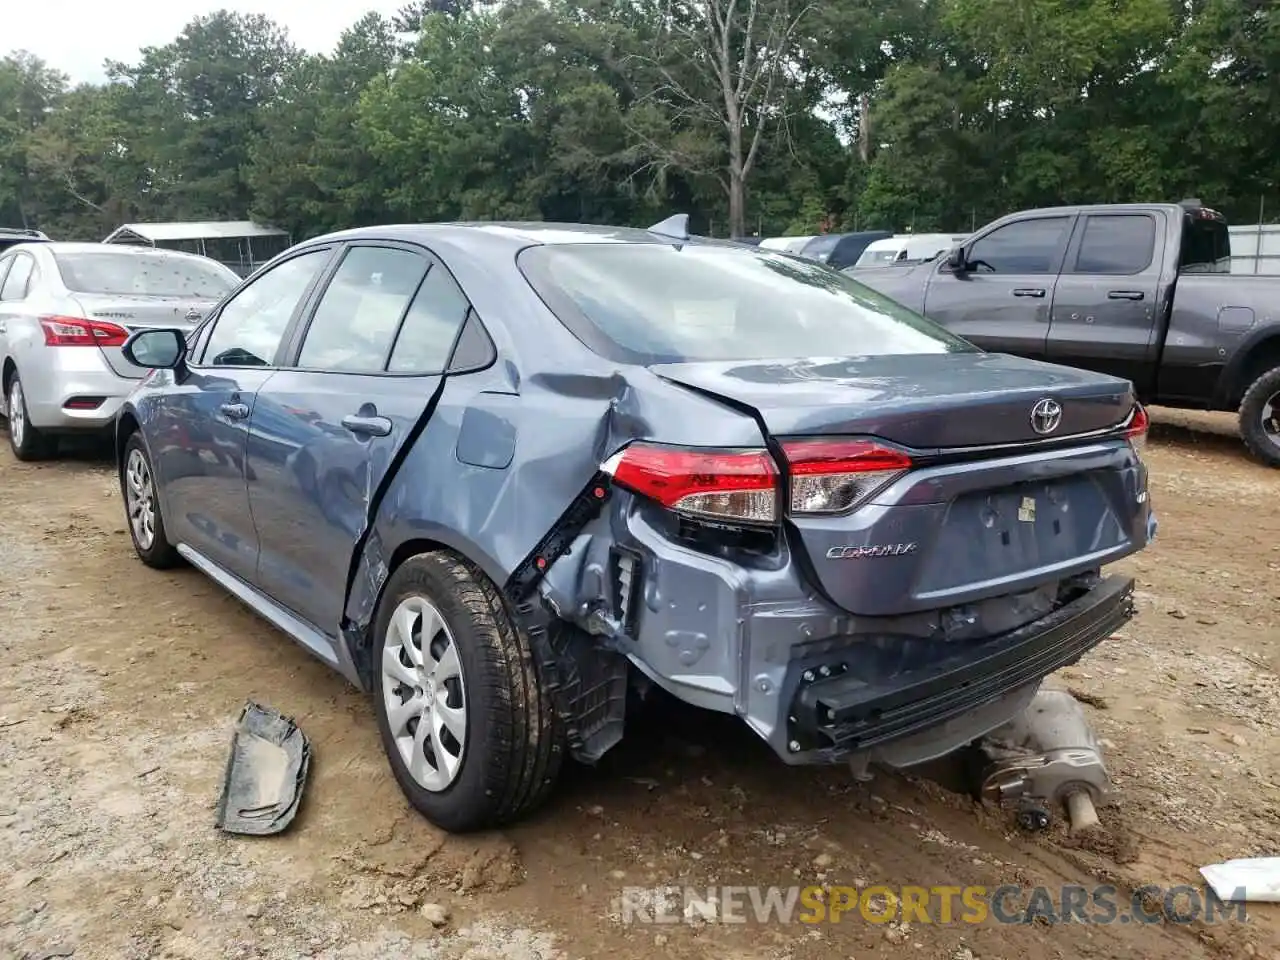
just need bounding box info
[977,686,1107,834]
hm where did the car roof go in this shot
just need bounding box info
[303,221,709,257]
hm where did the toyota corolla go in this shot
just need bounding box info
[113,217,1155,832]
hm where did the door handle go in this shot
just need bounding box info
[1107,290,1145,301]
[219,402,249,420]
[341,414,393,438]
[1012,288,1046,298]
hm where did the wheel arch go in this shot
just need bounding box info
[1219,330,1280,409]
[342,530,511,690]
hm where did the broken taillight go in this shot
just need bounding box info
[1123,404,1149,455]
[606,443,779,525]
[782,438,912,515]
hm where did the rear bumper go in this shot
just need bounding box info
[788,574,1134,755]
[16,348,132,431]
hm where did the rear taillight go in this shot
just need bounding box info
[606,443,779,525]
[39,315,129,347]
[604,437,914,525]
[1124,404,1149,454]
[782,439,912,515]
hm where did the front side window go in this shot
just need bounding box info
[53,250,239,298]
[296,246,427,373]
[518,243,973,363]
[201,249,330,367]
[967,217,1070,274]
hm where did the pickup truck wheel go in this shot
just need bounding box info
[372,551,564,832]
[1238,366,1280,467]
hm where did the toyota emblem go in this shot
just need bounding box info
[1030,398,1063,435]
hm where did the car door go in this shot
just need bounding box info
[152,246,335,582]
[921,214,1075,359]
[246,242,473,634]
[1045,211,1163,392]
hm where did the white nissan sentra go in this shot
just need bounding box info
[0,242,240,459]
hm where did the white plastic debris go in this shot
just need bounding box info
[1199,857,1280,903]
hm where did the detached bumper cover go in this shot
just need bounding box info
[791,574,1135,751]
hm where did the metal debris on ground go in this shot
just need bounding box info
[977,687,1108,834]
[214,701,311,836]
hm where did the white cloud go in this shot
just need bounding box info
[7,0,409,85]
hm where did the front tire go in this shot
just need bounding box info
[6,371,54,461]
[121,432,182,568]
[372,551,564,832]
[1238,365,1280,467]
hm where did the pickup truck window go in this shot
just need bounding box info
[1179,215,1231,274]
[1072,214,1155,275]
[967,216,1069,274]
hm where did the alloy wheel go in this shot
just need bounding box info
[124,448,156,550]
[1261,390,1280,448]
[8,379,25,450]
[381,596,468,792]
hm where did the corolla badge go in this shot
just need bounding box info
[1030,397,1063,435]
[827,543,917,559]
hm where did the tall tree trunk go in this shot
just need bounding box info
[728,122,746,236]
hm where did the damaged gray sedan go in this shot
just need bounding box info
[113,216,1156,832]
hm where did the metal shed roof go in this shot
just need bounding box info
[104,221,287,243]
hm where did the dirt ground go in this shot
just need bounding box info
[1,408,1277,960]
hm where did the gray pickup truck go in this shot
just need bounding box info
[849,201,1280,465]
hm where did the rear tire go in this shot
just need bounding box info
[120,432,182,568]
[6,371,54,461]
[1238,365,1280,467]
[371,551,564,832]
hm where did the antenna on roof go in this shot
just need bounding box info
[647,213,689,241]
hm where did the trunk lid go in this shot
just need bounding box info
[648,352,1134,449]
[74,294,217,379]
[650,352,1150,617]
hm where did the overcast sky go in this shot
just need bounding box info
[8,0,408,85]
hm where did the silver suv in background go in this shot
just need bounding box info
[0,242,241,459]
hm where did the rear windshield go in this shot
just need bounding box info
[53,250,239,298]
[519,243,974,363]
[1179,214,1231,274]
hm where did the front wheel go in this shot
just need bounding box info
[120,432,182,568]
[1238,365,1280,467]
[371,551,564,832]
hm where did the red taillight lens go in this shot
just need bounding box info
[1124,404,1149,454]
[782,438,912,515]
[39,315,129,347]
[607,443,779,525]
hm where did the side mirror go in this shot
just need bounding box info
[122,328,187,370]
[945,246,967,271]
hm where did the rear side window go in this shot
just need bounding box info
[296,246,427,373]
[0,254,34,301]
[53,251,238,298]
[1072,215,1156,275]
[518,243,973,363]
[387,263,471,374]
[967,217,1069,274]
